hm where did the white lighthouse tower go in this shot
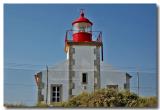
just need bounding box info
[65,10,103,98]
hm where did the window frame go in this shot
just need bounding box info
[50,84,62,102]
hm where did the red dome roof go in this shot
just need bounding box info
[72,12,93,25]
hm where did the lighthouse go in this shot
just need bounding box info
[65,10,103,98]
[35,10,131,104]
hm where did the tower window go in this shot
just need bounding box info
[82,73,87,84]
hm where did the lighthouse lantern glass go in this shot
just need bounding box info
[73,22,92,34]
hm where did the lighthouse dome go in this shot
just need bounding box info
[72,11,93,25]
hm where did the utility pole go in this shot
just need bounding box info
[46,65,48,104]
[137,67,140,96]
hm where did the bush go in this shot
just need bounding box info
[40,88,157,108]
[88,88,118,107]
[138,96,157,107]
[36,102,48,107]
[50,101,67,107]
[61,88,157,108]
[64,92,91,107]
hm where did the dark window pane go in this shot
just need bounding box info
[53,93,56,96]
[52,98,56,102]
[57,93,60,96]
[57,98,60,102]
[57,87,60,91]
[53,87,56,91]
[82,73,87,83]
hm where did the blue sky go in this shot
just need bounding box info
[4,4,157,106]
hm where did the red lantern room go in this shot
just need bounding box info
[72,10,93,42]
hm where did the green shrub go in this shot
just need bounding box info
[50,101,67,107]
[36,102,48,107]
[44,88,157,108]
[64,92,91,107]
[138,96,157,107]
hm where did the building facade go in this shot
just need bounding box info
[34,11,132,104]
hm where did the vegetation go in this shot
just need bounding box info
[49,88,158,108]
[4,103,27,108]
[36,102,49,107]
[4,88,157,108]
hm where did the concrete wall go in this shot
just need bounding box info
[71,45,98,95]
[100,62,126,90]
[37,60,130,104]
[40,61,69,104]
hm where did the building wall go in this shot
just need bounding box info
[69,45,100,96]
[36,52,131,104]
[40,61,69,104]
[37,60,130,104]
[100,63,126,90]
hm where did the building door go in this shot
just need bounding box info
[51,84,62,102]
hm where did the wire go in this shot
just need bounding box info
[4,83,36,87]
[5,62,156,68]
[4,68,157,75]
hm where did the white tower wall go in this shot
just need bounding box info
[68,45,100,97]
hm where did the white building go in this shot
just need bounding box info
[34,11,132,104]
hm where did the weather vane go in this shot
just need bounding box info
[80,9,85,16]
[80,9,85,13]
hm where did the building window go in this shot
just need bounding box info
[82,73,87,84]
[51,85,62,102]
[107,85,118,90]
